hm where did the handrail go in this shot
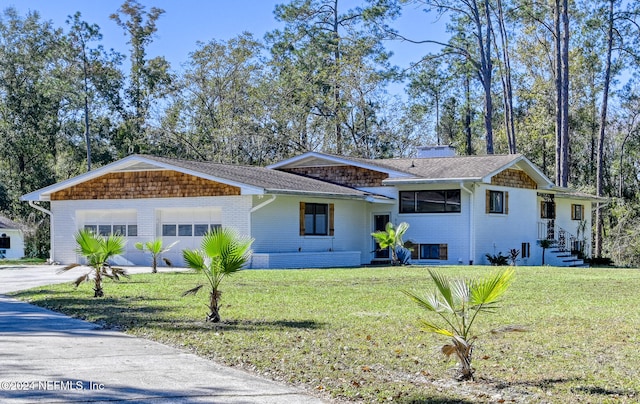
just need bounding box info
[537,221,580,252]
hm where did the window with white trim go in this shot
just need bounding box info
[571,204,584,220]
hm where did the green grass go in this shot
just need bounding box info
[10,266,640,403]
[0,258,47,266]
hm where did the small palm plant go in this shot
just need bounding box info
[135,239,178,273]
[61,229,128,297]
[182,227,253,323]
[404,268,515,381]
[539,239,555,265]
[371,222,409,265]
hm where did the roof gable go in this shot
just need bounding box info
[267,152,413,178]
[21,155,387,202]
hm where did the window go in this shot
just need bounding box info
[541,201,556,219]
[487,190,508,214]
[400,190,461,213]
[521,242,530,258]
[84,225,97,234]
[571,204,584,220]
[162,224,177,236]
[178,224,193,236]
[128,225,138,237]
[164,223,220,237]
[194,224,209,236]
[405,241,418,260]
[418,244,448,260]
[490,191,503,213]
[0,234,10,249]
[84,222,137,236]
[112,224,127,236]
[304,203,328,235]
[98,225,112,236]
[300,202,334,236]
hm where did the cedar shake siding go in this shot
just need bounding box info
[491,169,537,189]
[281,165,387,187]
[50,170,241,201]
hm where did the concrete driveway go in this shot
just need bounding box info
[0,265,328,403]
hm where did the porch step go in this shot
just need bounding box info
[546,249,587,267]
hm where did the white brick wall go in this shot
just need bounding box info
[474,184,540,265]
[49,186,593,268]
[250,195,370,262]
[51,196,252,265]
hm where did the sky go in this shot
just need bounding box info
[1,0,445,83]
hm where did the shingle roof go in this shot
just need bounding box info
[336,154,525,180]
[138,155,385,199]
[0,215,20,229]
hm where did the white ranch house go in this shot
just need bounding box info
[21,148,599,268]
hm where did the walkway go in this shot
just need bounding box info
[0,265,327,403]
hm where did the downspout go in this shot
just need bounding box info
[460,183,475,265]
[250,194,277,213]
[28,201,54,262]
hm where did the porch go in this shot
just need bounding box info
[537,220,587,267]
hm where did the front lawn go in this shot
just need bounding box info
[11,266,640,403]
[0,258,47,266]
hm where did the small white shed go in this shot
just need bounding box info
[0,215,25,259]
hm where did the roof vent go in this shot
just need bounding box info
[417,145,456,158]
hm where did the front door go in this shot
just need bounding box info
[373,214,390,260]
[540,194,556,240]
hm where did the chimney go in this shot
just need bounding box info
[416,145,456,158]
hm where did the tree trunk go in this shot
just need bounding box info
[595,0,614,258]
[476,0,494,154]
[333,0,343,154]
[435,92,441,145]
[93,269,103,298]
[496,0,516,154]
[554,0,562,186]
[465,75,473,155]
[207,289,222,322]
[453,337,474,381]
[82,44,92,172]
[560,0,570,187]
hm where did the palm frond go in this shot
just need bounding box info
[162,240,180,253]
[183,249,205,271]
[73,274,89,287]
[74,229,101,257]
[470,268,514,306]
[450,278,470,304]
[403,290,438,312]
[162,257,173,266]
[58,263,81,273]
[110,267,129,280]
[181,284,204,296]
[428,269,455,312]
[103,234,126,257]
[441,343,457,358]
[395,221,409,245]
[418,319,454,337]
